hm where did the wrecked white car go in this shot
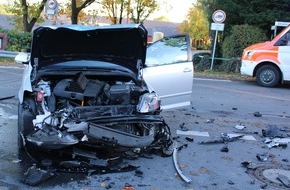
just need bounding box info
[16,24,193,155]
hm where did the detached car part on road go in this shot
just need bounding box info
[16,24,193,154]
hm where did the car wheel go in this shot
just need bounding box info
[18,98,36,150]
[256,65,280,87]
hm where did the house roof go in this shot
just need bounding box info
[0,14,14,30]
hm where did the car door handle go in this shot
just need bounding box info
[183,68,192,73]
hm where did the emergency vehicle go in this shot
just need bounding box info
[241,24,290,87]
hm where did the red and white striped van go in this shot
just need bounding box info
[241,25,290,87]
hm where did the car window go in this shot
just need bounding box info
[146,36,188,66]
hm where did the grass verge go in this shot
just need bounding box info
[195,70,255,81]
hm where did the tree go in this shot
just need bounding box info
[154,16,169,22]
[0,3,9,14]
[180,7,209,49]
[57,0,99,25]
[5,0,47,32]
[70,0,96,24]
[130,0,158,24]
[197,0,290,38]
[99,0,157,24]
[100,0,126,24]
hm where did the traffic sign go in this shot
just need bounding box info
[45,0,58,15]
[211,23,225,31]
[212,10,226,23]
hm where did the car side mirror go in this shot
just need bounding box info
[15,52,30,64]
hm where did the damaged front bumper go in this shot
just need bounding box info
[26,108,171,150]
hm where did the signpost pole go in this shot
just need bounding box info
[210,9,226,71]
[210,30,218,70]
[45,0,59,25]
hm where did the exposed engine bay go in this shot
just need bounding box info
[23,72,172,153]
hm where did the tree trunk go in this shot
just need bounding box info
[21,0,47,32]
[21,0,29,31]
[71,0,78,24]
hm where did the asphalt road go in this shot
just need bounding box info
[0,66,290,190]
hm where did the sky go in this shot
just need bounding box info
[151,0,196,22]
[0,0,196,23]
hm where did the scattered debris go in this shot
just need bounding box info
[198,133,244,145]
[89,158,109,167]
[277,174,290,188]
[234,125,245,130]
[179,122,188,131]
[227,180,234,185]
[250,179,255,184]
[233,130,259,135]
[282,158,289,162]
[271,138,290,144]
[264,137,289,148]
[101,181,115,189]
[123,183,134,190]
[253,111,262,117]
[262,125,287,138]
[137,184,150,187]
[260,183,267,189]
[172,142,192,183]
[12,159,22,163]
[134,169,143,177]
[205,119,215,124]
[226,133,256,141]
[0,95,15,101]
[220,146,229,152]
[22,164,55,186]
[59,160,82,168]
[256,153,269,162]
[240,161,258,169]
[185,136,194,142]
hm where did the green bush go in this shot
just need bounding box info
[0,27,31,51]
[192,52,211,71]
[220,24,267,72]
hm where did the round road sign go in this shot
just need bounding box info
[212,10,226,23]
[47,0,57,10]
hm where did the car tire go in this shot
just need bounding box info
[18,98,36,150]
[256,65,280,87]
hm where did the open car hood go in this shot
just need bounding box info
[30,24,148,73]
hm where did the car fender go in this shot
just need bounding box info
[18,64,33,104]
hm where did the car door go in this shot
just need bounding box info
[278,32,290,80]
[142,34,193,110]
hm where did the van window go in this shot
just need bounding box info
[274,32,290,46]
[287,32,290,45]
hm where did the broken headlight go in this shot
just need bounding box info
[136,92,160,113]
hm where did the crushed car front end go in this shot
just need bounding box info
[17,24,172,155]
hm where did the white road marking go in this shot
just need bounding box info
[176,130,210,137]
[193,77,232,82]
[176,130,256,141]
[272,138,290,144]
[226,133,256,141]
